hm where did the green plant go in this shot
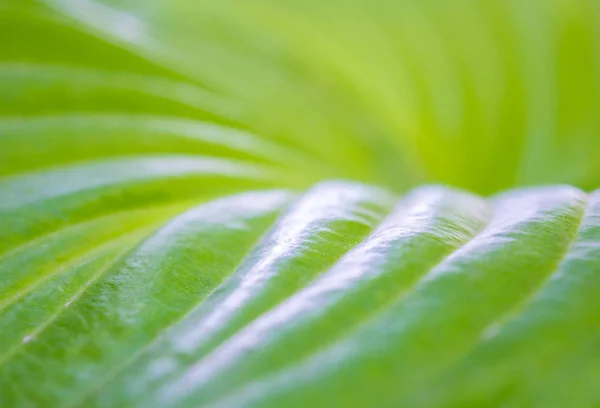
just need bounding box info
[1,0,600,407]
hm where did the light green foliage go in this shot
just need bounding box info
[1,0,600,407]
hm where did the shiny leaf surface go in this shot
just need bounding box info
[2,0,600,407]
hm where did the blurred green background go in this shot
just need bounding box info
[3,0,600,194]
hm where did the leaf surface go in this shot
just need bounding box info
[2,1,600,407]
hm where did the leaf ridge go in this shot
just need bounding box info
[0,225,155,313]
[0,238,142,368]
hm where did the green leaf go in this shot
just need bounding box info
[2,0,600,407]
